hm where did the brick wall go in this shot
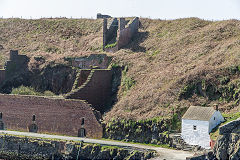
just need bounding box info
[66,69,112,111]
[75,70,91,89]
[0,94,103,138]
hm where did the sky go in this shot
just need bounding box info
[0,0,240,20]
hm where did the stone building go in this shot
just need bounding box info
[181,106,224,149]
[0,94,102,138]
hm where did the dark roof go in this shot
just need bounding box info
[182,106,216,121]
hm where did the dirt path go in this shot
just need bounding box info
[0,130,193,160]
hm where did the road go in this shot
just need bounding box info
[0,130,193,160]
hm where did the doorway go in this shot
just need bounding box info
[78,128,86,137]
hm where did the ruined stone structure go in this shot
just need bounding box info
[71,54,110,69]
[0,50,29,84]
[5,50,29,77]
[97,13,111,19]
[65,69,112,111]
[0,94,102,138]
[103,17,139,52]
[0,50,114,137]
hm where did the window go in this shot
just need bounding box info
[193,125,197,130]
[214,117,216,120]
[81,118,85,126]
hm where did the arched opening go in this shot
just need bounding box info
[78,128,86,137]
[28,124,38,133]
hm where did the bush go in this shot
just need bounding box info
[11,86,55,96]
[11,86,41,96]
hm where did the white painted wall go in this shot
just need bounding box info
[209,111,224,132]
[181,119,211,149]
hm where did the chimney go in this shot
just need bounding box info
[214,104,219,111]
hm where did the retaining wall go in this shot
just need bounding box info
[0,70,5,84]
[72,54,110,69]
[65,69,112,111]
[0,135,155,160]
[0,94,102,138]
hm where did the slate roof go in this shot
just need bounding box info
[182,106,216,121]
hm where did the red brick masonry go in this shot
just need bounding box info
[0,94,103,138]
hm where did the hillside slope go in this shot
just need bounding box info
[0,17,240,121]
[0,18,103,65]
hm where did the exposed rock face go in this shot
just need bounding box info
[214,118,240,160]
[0,63,76,94]
[104,119,171,145]
[31,63,76,94]
[0,135,155,160]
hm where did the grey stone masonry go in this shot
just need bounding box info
[219,118,240,135]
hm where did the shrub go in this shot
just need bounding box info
[11,86,55,96]
[11,86,41,96]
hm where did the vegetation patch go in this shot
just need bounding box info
[121,66,135,94]
[104,42,117,49]
[11,85,55,96]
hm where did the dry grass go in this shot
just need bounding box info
[105,18,240,121]
[0,18,103,66]
[1,17,240,121]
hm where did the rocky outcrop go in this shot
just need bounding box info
[104,119,171,145]
[0,135,155,160]
[214,118,240,160]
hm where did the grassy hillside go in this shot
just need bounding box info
[106,18,240,121]
[1,17,240,121]
[0,18,103,65]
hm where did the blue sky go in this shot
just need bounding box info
[0,0,240,20]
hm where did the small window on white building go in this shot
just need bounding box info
[193,125,197,130]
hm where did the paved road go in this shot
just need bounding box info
[0,130,193,160]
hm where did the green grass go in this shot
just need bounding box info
[101,138,174,149]
[210,112,240,140]
[11,85,55,96]
[104,42,117,49]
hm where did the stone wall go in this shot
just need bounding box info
[97,13,111,19]
[5,50,29,78]
[103,17,139,52]
[0,50,29,86]
[117,17,139,49]
[71,54,110,69]
[0,135,155,160]
[65,69,112,111]
[72,70,91,90]
[103,18,118,47]
[0,94,103,138]
[0,70,5,84]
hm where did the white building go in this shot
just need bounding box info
[181,106,224,149]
